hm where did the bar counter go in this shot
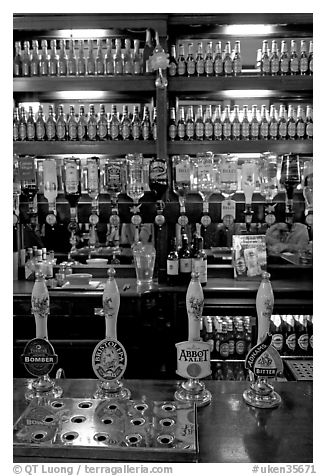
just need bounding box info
[13,378,313,463]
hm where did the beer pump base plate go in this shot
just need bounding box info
[174,381,212,408]
[94,381,131,401]
[25,382,63,402]
[243,386,281,409]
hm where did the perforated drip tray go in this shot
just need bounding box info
[284,359,313,381]
[13,398,198,462]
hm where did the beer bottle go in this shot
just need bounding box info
[204,317,215,359]
[169,45,177,77]
[177,43,186,76]
[109,104,120,140]
[133,39,142,75]
[105,38,114,75]
[204,41,214,77]
[77,105,87,141]
[97,104,108,140]
[270,40,280,76]
[178,233,192,284]
[232,40,242,76]
[67,39,77,76]
[186,42,196,77]
[223,41,233,76]
[295,315,309,356]
[57,40,68,76]
[280,40,289,75]
[149,157,168,199]
[113,38,123,75]
[235,321,246,359]
[185,106,195,141]
[21,41,31,77]
[45,105,56,141]
[222,105,232,140]
[141,106,151,141]
[296,105,306,139]
[143,29,154,75]
[299,40,309,75]
[227,318,235,359]
[35,105,46,141]
[244,316,253,354]
[150,107,157,141]
[131,105,141,140]
[215,362,225,380]
[241,105,250,140]
[77,40,86,76]
[231,105,241,140]
[260,40,270,75]
[86,39,96,75]
[269,105,278,140]
[308,41,313,75]
[13,108,20,141]
[213,105,223,140]
[26,106,36,141]
[13,41,22,77]
[283,315,297,356]
[305,105,313,139]
[195,42,205,76]
[270,314,284,355]
[219,322,229,359]
[195,105,204,141]
[19,106,27,141]
[278,104,288,140]
[213,41,223,76]
[168,107,177,141]
[95,39,105,75]
[166,237,179,286]
[56,105,66,141]
[87,104,98,141]
[67,105,78,141]
[120,105,131,140]
[200,316,205,341]
[30,40,40,77]
[290,40,299,75]
[260,105,269,140]
[39,40,49,76]
[214,317,221,358]
[287,104,297,140]
[204,105,213,140]
[49,39,58,76]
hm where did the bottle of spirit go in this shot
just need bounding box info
[179,233,192,284]
[77,40,86,76]
[45,105,56,141]
[77,105,87,141]
[123,38,133,75]
[260,105,269,140]
[86,157,100,202]
[67,105,78,141]
[299,39,309,75]
[204,41,214,76]
[186,42,196,76]
[21,40,31,77]
[87,104,98,141]
[250,105,260,140]
[204,105,213,140]
[35,104,46,141]
[290,40,299,75]
[143,29,154,75]
[95,39,105,75]
[109,104,120,140]
[278,104,288,140]
[168,106,177,141]
[57,39,68,76]
[64,158,81,209]
[195,105,204,141]
[260,40,270,75]
[49,39,58,76]
[222,105,232,140]
[26,106,36,141]
[105,38,114,75]
[270,40,279,76]
[213,105,223,140]
[287,104,297,140]
[223,41,233,76]
[172,154,191,198]
[213,41,223,76]
[86,39,96,75]
[67,39,77,76]
[232,105,241,140]
[13,41,22,77]
[39,39,49,76]
[177,43,186,76]
[305,105,313,139]
[280,40,289,75]
[13,108,20,141]
[169,44,177,77]
[166,237,179,286]
[195,42,205,76]
[149,157,168,199]
[232,40,242,76]
[30,40,40,76]
[185,106,195,141]
[133,39,142,75]
[97,104,108,140]
[141,106,151,141]
[131,105,141,140]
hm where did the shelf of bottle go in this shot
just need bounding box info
[167,139,313,155]
[13,76,157,92]
[210,356,312,362]
[13,140,157,155]
[168,75,313,92]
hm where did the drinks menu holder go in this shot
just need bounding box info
[232,235,267,280]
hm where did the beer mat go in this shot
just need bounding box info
[13,398,198,462]
[53,281,101,290]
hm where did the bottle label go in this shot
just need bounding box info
[270,122,278,138]
[306,123,313,138]
[46,122,56,140]
[167,260,178,276]
[272,333,283,351]
[36,123,45,140]
[27,123,35,140]
[142,124,150,140]
[300,57,308,73]
[187,61,195,75]
[152,123,157,140]
[297,122,305,137]
[175,162,191,182]
[77,123,86,140]
[13,124,19,141]
[87,163,98,190]
[288,123,296,138]
[68,122,77,140]
[122,123,130,140]
[279,123,287,138]
[221,199,236,219]
[261,58,270,73]
[298,333,308,351]
[150,160,167,182]
[196,59,204,75]
[179,258,191,273]
[177,61,186,76]
[65,163,79,193]
[232,122,241,138]
[260,123,269,138]
[106,165,121,189]
[177,122,186,139]
[251,123,259,138]
[204,122,213,138]
[214,122,223,139]
[228,339,235,355]
[280,58,289,73]
[220,164,237,183]
[192,258,207,284]
[186,123,194,139]
[31,62,39,76]
[214,59,223,75]
[195,122,204,138]
[219,342,229,358]
[271,58,279,74]
[223,122,231,138]
[224,58,233,74]
[290,58,299,73]
[241,122,250,138]
[56,122,66,140]
[111,124,119,140]
[169,63,177,76]
[286,333,296,351]
[236,340,245,355]
[205,59,214,75]
[98,122,108,139]
[88,123,97,140]
[106,61,114,75]
[233,59,241,74]
[124,61,133,75]
[132,124,140,139]
[169,124,177,139]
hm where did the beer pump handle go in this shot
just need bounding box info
[186,272,204,342]
[103,267,120,340]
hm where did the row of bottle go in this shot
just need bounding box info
[168,104,313,141]
[13,104,157,142]
[201,315,253,360]
[13,30,159,77]
[270,314,313,356]
[167,233,207,286]
[169,40,242,77]
[257,39,313,76]
[211,361,249,381]
[24,247,56,280]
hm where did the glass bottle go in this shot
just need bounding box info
[151,107,157,141]
[13,41,22,77]
[64,157,81,209]
[95,39,105,75]
[219,154,238,198]
[283,315,297,356]
[21,40,31,77]
[105,38,114,75]
[219,322,229,359]
[287,104,297,140]
[175,106,185,141]
[143,29,154,75]
[260,104,269,140]
[57,40,68,76]
[45,104,56,141]
[280,40,289,75]
[290,40,299,75]
[113,38,123,75]
[97,104,108,140]
[270,40,279,76]
[305,105,313,139]
[67,105,78,141]
[86,39,96,75]
[192,235,207,286]
[167,237,179,286]
[118,104,129,140]
[133,39,142,75]
[67,39,77,76]
[35,104,46,141]
[168,106,177,141]
[296,315,309,356]
[77,105,87,141]
[232,40,242,76]
[269,104,278,140]
[223,41,233,76]
[19,106,27,141]
[185,105,195,141]
[278,104,288,140]
[299,39,309,75]
[259,152,279,203]
[123,38,133,75]
[204,105,213,140]
[169,44,177,77]
[308,40,313,75]
[280,153,301,212]
[131,105,141,140]
[213,105,223,140]
[149,157,168,199]
[195,105,204,141]
[172,154,191,198]
[241,160,259,207]
[126,153,145,204]
[204,41,214,76]
[232,105,241,140]
[195,42,205,76]
[39,39,49,76]
[77,40,86,76]
[56,105,66,141]
[86,157,100,202]
[30,40,40,76]
[227,319,235,359]
[87,104,98,141]
[13,108,20,141]
[250,105,260,140]
[296,104,306,139]
[222,105,232,140]
[186,42,196,76]
[141,105,151,141]
[49,39,58,76]
[43,158,58,218]
[260,40,270,75]
[213,41,223,76]
[270,314,284,355]
[26,106,36,141]
[108,104,120,140]
[177,43,186,76]
[179,233,192,284]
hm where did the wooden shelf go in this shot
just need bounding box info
[13,140,157,156]
[167,139,313,155]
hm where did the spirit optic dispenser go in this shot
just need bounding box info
[85,157,100,257]
[126,154,146,246]
[63,157,81,259]
[280,154,301,229]
[43,159,58,227]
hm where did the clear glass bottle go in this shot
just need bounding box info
[19,106,27,141]
[13,41,22,77]
[86,39,96,75]
[123,38,133,75]
[21,40,31,77]
[177,43,186,76]
[296,104,306,139]
[77,39,86,76]
[213,41,223,76]
[63,157,81,209]
[290,39,299,75]
[280,40,289,75]
[269,104,278,140]
[13,108,20,141]
[45,104,56,141]
[204,41,214,76]
[305,105,313,139]
[185,105,195,141]
[250,105,260,140]
[95,39,105,75]
[141,105,151,141]
[57,39,68,76]
[270,40,279,76]
[105,38,114,75]
[120,105,131,140]
[287,104,297,140]
[172,154,191,198]
[55,104,66,141]
[186,42,196,77]
[133,39,142,75]
[195,105,204,141]
[278,104,288,140]
[232,40,242,76]
[86,157,100,202]
[219,154,238,198]
[26,106,36,141]
[35,104,46,141]
[49,39,58,76]
[222,105,232,140]
[231,105,241,140]
[114,38,123,75]
[299,39,309,75]
[97,104,108,140]
[241,105,250,140]
[108,104,120,140]
[131,105,141,140]
[77,105,87,141]
[87,104,98,141]
[30,40,40,76]
[195,42,205,76]
[223,41,233,76]
[213,105,223,140]
[67,105,77,141]
[260,104,269,140]
[169,44,177,77]
[204,105,213,140]
[39,39,49,76]
[67,39,77,76]
[260,40,270,75]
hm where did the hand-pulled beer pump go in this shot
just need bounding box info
[92,267,130,400]
[175,271,212,407]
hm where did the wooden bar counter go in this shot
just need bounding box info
[13,378,313,463]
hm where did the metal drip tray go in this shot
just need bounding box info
[284,359,313,381]
[13,398,198,462]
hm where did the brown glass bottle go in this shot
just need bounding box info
[166,237,179,286]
